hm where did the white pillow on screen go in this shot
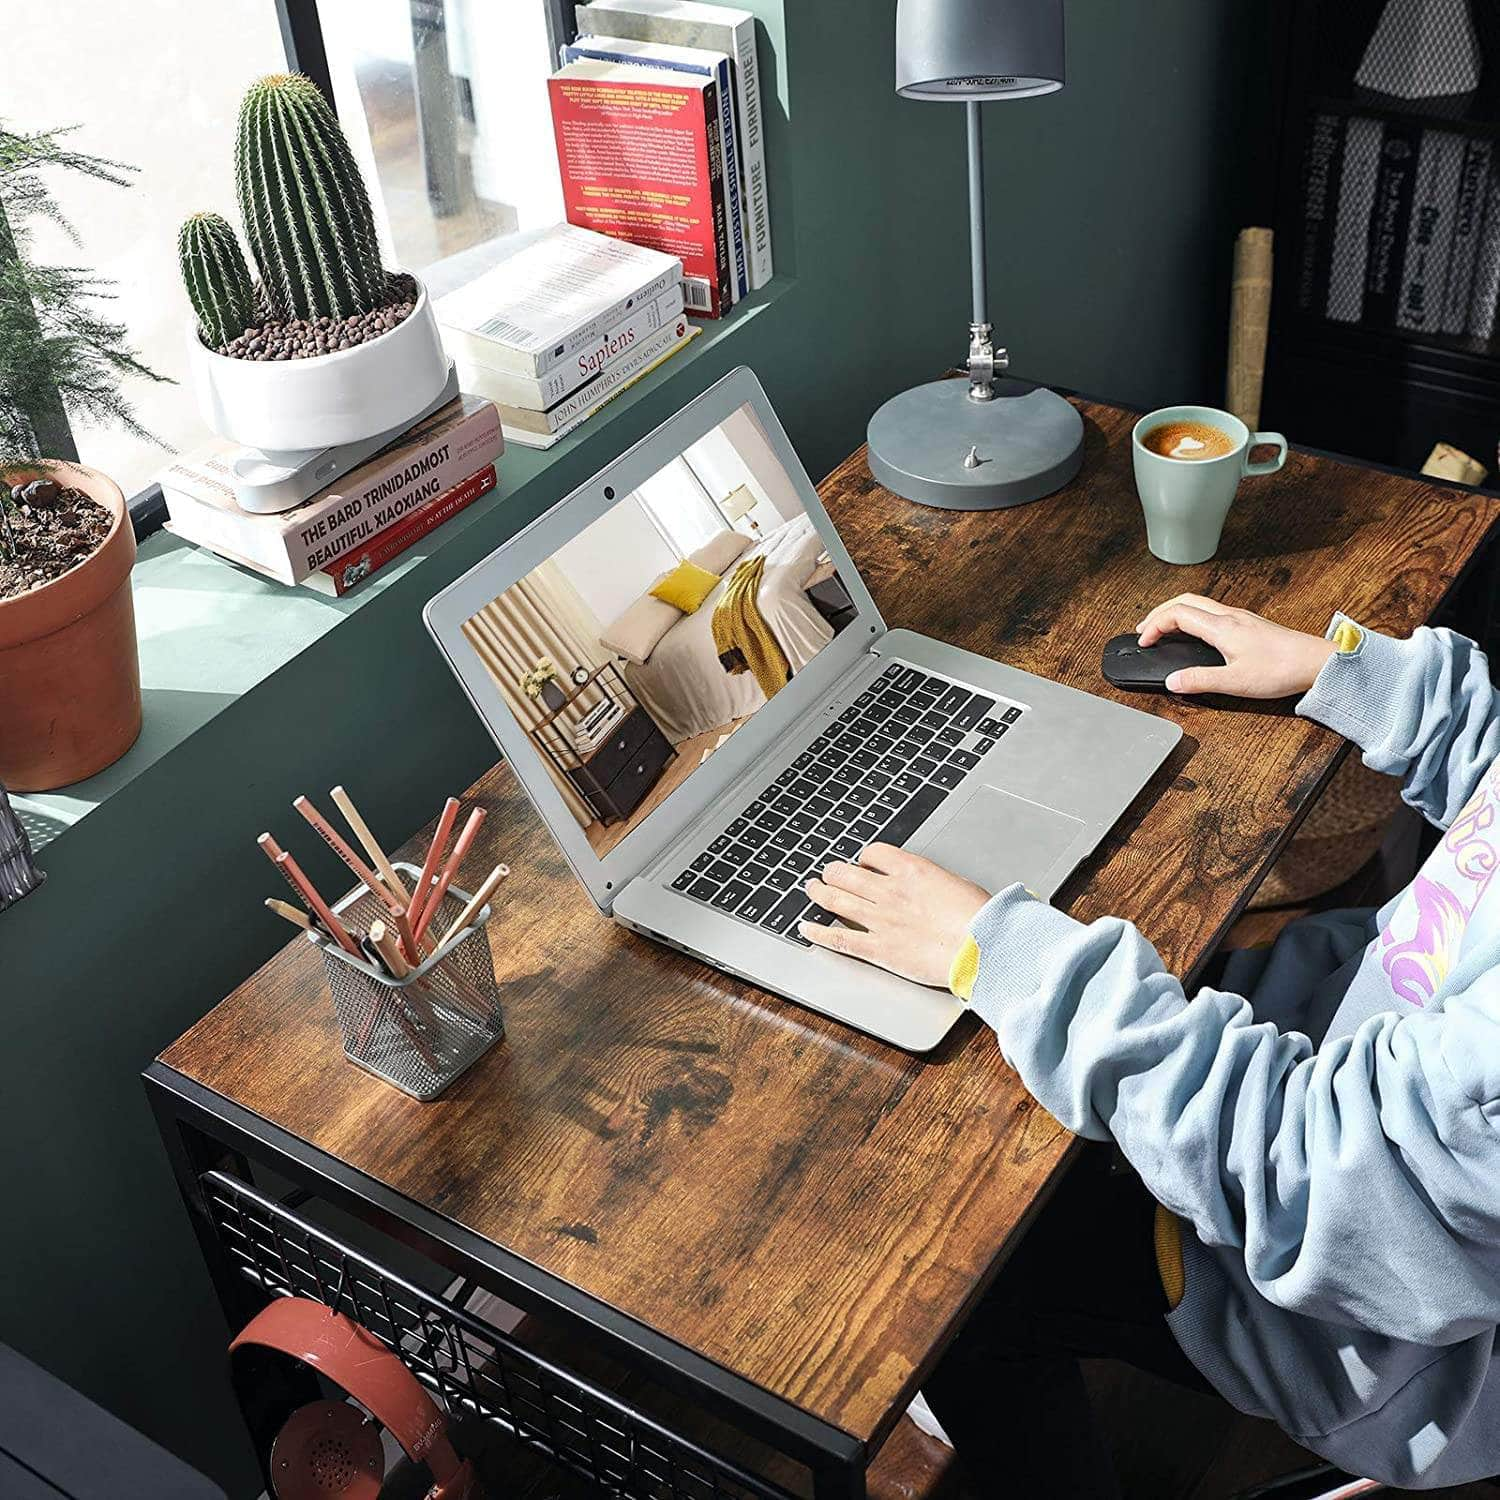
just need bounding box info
[690,529,753,576]
[599,591,681,664]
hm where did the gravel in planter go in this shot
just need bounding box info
[0,480,112,600]
[216,273,419,362]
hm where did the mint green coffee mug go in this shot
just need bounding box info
[1131,405,1287,565]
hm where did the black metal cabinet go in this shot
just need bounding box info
[567,707,674,824]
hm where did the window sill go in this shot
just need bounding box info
[13,276,797,853]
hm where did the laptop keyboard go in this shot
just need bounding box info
[669,663,1024,944]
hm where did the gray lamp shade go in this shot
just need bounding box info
[896,0,1065,100]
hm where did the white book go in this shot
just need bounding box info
[457,286,685,410]
[1467,170,1500,338]
[498,320,702,450]
[562,34,748,303]
[1442,138,1493,335]
[577,0,772,290]
[1397,129,1465,332]
[1326,117,1383,323]
[435,224,682,379]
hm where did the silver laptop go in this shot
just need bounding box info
[425,368,1179,1051]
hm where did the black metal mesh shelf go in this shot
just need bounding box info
[201,1169,796,1500]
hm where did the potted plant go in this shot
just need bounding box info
[180,74,449,455]
[0,123,167,791]
[520,659,568,714]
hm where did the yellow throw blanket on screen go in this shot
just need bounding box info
[711,556,791,700]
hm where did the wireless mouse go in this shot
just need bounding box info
[1102,631,1226,692]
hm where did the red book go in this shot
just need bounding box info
[311,466,498,595]
[548,59,730,319]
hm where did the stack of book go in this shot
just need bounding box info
[160,395,503,595]
[550,0,773,321]
[571,699,625,755]
[1298,112,1500,341]
[435,225,700,450]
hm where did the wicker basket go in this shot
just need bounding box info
[1249,755,1401,909]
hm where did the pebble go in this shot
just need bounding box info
[11,479,59,507]
[217,279,418,362]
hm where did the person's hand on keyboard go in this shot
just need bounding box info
[799,843,988,986]
[1135,593,1335,698]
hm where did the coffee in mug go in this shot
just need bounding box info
[1131,405,1288,565]
[1141,420,1234,462]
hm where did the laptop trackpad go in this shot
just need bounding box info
[908,785,1085,893]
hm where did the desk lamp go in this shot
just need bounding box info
[867,0,1084,510]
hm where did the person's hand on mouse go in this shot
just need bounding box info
[1135,594,1335,698]
[798,843,990,985]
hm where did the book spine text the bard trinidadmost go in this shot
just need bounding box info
[159,395,502,584]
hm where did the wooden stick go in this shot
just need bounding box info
[330,784,412,904]
[372,912,483,1032]
[371,921,444,1037]
[257,834,362,957]
[293,795,405,920]
[413,807,487,943]
[265,897,320,935]
[409,797,461,932]
[436,863,509,950]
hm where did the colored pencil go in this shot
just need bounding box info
[261,843,362,958]
[412,807,487,943]
[330,784,412,905]
[265,896,321,935]
[293,795,405,920]
[409,797,460,932]
[436,862,509,949]
[359,929,438,1068]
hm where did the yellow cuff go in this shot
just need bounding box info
[948,934,980,1003]
[1153,1203,1186,1310]
[1331,619,1363,655]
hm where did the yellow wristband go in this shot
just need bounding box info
[948,934,980,1003]
[1331,619,1363,655]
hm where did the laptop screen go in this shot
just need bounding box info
[460,402,856,858]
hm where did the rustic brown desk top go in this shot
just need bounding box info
[162,400,1498,1450]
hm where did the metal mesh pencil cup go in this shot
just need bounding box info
[311,861,503,1100]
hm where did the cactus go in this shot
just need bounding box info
[234,73,387,323]
[178,212,255,348]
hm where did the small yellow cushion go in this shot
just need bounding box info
[650,560,721,615]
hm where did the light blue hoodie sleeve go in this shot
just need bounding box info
[959,618,1500,1346]
[964,885,1500,1345]
[1297,612,1500,829]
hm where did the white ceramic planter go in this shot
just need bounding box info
[187,275,450,451]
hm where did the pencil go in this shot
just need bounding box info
[265,896,320,935]
[259,842,362,958]
[369,918,442,1039]
[412,807,487,943]
[293,795,405,920]
[358,928,438,1069]
[330,784,412,905]
[409,797,460,932]
[436,862,509,949]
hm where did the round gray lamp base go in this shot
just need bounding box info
[867,377,1085,510]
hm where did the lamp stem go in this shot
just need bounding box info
[966,100,987,326]
[964,101,1005,401]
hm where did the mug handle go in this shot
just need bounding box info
[1245,431,1288,476]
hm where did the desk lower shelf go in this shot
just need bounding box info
[200,1167,799,1500]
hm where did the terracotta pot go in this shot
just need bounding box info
[0,462,142,790]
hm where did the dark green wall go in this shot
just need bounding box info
[0,4,1262,1494]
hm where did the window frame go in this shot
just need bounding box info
[112,0,577,538]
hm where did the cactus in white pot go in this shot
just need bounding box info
[177,72,449,459]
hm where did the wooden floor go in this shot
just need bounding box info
[585,716,750,857]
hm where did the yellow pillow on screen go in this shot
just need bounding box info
[650,560,721,614]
